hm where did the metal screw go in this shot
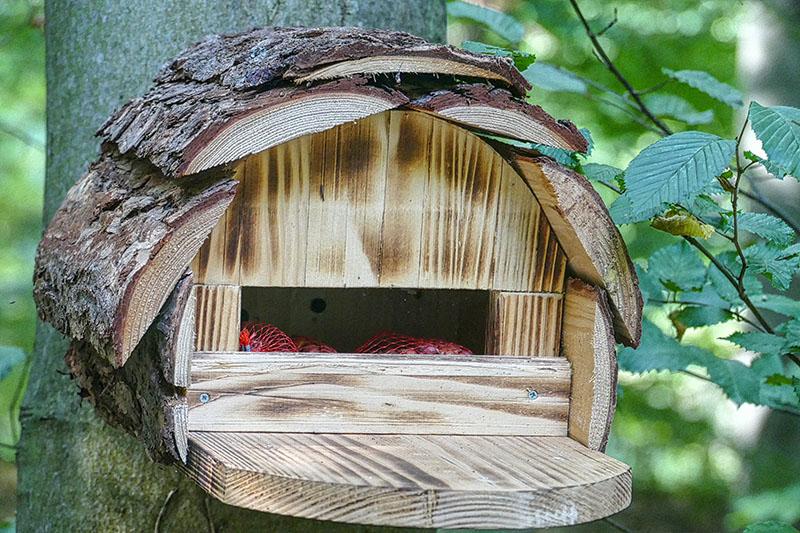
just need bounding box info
[527,389,539,401]
[199,392,210,404]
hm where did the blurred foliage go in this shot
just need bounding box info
[0,0,797,531]
[0,0,44,526]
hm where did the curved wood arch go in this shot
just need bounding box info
[192,109,567,294]
[509,154,643,347]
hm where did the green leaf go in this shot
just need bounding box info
[619,321,764,405]
[662,68,744,108]
[745,242,800,290]
[635,264,664,305]
[721,212,796,246]
[580,128,594,156]
[725,331,787,355]
[610,132,736,224]
[448,1,524,44]
[749,102,800,179]
[671,305,733,328]
[651,209,715,238]
[582,163,622,183]
[0,346,25,381]
[522,62,588,93]
[744,521,800,533]
[644,93,714,125]
[754,294,800,318]
[709,251,764,304]
[648,241,707,292]
[461,41,535,71]
[528,143,581,167]
[766,374,793,386]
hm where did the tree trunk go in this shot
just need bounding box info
[18,2,444,531]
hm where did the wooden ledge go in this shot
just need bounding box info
[184,431,631,529]
[188,352,572,436]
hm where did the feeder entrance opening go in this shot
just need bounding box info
[239,286,488,354]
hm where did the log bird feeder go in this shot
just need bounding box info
[34,27,643,530]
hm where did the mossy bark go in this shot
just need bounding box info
[19,2,444,531]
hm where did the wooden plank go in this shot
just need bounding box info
[419,118,503,288]
[238,138,310,286]
[379,111,430,287]
[191,164,245,285]
[532,214,568,293]
[510,154,642,346]
[486,292,563,357]
[340,113,389,286]
[188,352,570,435]
[304,127,348,286]
[184,432,631,529]
[194,285,241,352]
[492,164,539,290]
[562,278,617,451]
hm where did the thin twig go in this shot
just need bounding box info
[596,8,618,37]
[603,516,634,533]
[0,121,44,149]
[684,236,774,334]
[9,355,31,443]
[154,488,177,533]
[739,189,800,235]
[679,370,800,417]
[649,298,765,332]
[568,0,673,136]
[204,495,216,533]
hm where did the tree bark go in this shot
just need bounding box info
[19,1,445,531]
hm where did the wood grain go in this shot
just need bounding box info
[238,140,311,286]
[155,271,194,388]
[295,55,526,92]
[410,83,588,152]
[184,90,403,175]
[304,126,348,286]
[562,278,617,451]
[191,111,557,293]
[184,431,632,529]
[194,285,241,352]
[510,154,642,346]
[340,114,389,286]
[380,110,430,287]
[486,292,563,357]
[188,352,570,435]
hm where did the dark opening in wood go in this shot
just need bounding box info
[240,286,489,354]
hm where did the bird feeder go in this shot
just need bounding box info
[34,27,643,530]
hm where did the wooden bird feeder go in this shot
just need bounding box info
[34,27,643,530]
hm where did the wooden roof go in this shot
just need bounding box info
[35,26,640,371]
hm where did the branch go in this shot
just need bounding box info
[739,188,800,235]
[685,236,774,334]
[0,120,43,149]
[568,0,673,136]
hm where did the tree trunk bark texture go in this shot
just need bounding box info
[20,1,445,531]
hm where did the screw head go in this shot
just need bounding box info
[199,392,210,404]
[527,389,539,401]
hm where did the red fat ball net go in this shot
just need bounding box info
[239,323,297,352]
[239,323,472,355]
[355,331,473,355]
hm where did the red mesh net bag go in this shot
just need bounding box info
[240,323,297,352]
[355,331,473,355]
[292,336,338,353]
